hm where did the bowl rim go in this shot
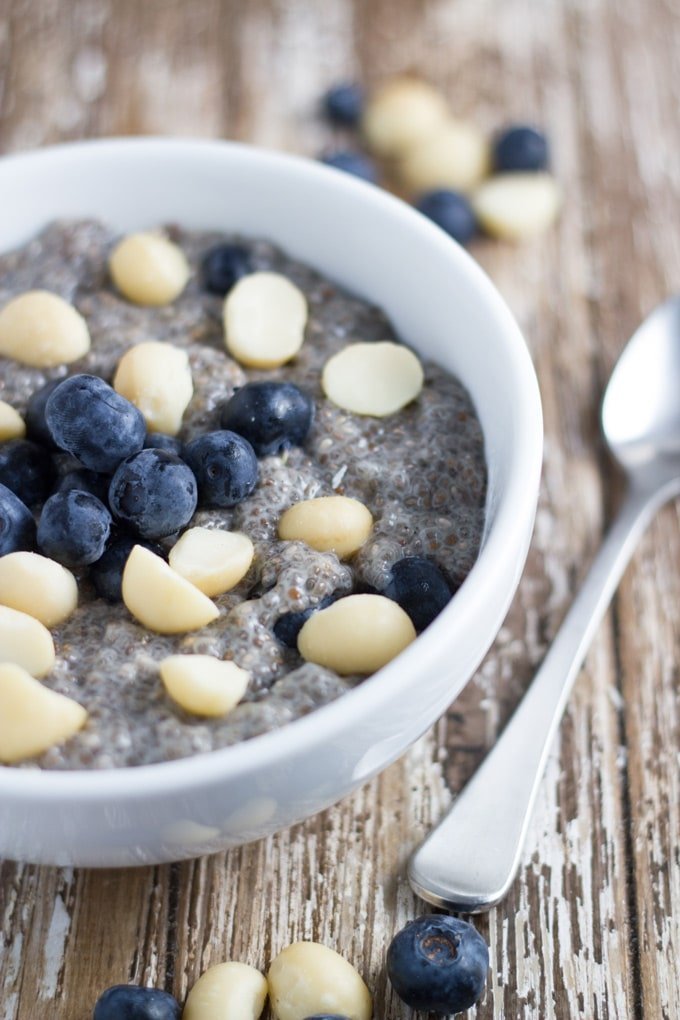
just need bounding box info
[0,137,543,799]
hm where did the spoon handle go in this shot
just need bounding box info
[408,483,667,913]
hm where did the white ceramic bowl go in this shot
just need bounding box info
[0,139,542,866]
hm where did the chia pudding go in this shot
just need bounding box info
[0,220,486,769]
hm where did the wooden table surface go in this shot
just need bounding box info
[1,1,679,1017]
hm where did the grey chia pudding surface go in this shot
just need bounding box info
[0,220,486,770]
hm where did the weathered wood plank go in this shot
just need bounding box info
[0,0,678,1017]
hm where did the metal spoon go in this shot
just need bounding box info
[409,296,680,913]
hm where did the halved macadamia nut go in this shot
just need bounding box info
[297,594,416,675]
[168,527,254,597]
[362,77,449,158]
[398,118,490,194]
[113,340,193,435]
[0,290,91,367]
[0,401,26,440]
[160,655,249,717]
[268,940,372,1020]
[322,341,424,417]
[0,552,78,627]
[472,173,562,240]
[183,961,268,1020]
[122,545,219,634]
[0,662,87,764]
[0,605,55,677]
[223,271,307,368]
[109,232,190,306]
[278,495,373,559]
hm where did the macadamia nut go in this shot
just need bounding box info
[278,496,373,559]
[224,272,307,368]
[322,341,423,417]
[268,941,372,1020]
[0,401,26,440]
[122,545,219,634]
[362,77,449,158]
[0,290,91,367]
[109,232,190,306]
[113,340,193,435]
[160,655,249,717]
[183,961,268,1020]
[398,118,490,194]
[0,551,78,627]
[472,173,561,240]
[0,605,55,677]
[169,527,254,597]
[0,662,87,764]
[298,594,416,675]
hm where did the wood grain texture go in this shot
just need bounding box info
[1,0,679,1017]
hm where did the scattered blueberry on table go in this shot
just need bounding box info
[108,448,198,540]
[382,555,454,632]
[0,482,35,555]
[415,189,477,245]
[493,124,549,172]
[387,914,489,1014]
[92,984,182,1020]
[45,373,146,474]
[184,430,258,508]
[321,150,378,183]
[202,242,252,296]
[0,437,55,507]
[37,489,112,567]
[219,380,315,457]
[323,82,364,126]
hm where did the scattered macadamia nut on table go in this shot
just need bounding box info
[0,551,78,627]
[0,604,55,677]
[122,545,219,634]
[0,290,91,367]
[322,341,423,417]
[298,594,416,675]
[278,496,373,558]
[472,172,561,240]
[113,340,193,435]
[0,401,26,440]
[169,527,254,597]
[160,655,249,717]
[398,118,490,194]
[361,77,449,158]
[268,941,372,1020]
[0,662,87,764]
[183,961,268,1020]
[224,271,308,368]
[109,232,190,306]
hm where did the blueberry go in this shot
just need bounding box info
[493,125,549,172]
[320,151,377,184]
[184,430,258,508]
[202,243,252,296]
[53,469,111,504]
[0,483,35,555]
[37,490,112,567]
[93,984,181,1020]
[90,533,164,603]
[382,556,454,633]
[144,432,185,458]
[25,378,63,447]
[108,448,197,539]
[219,381,315,457]
[273,595,336,649]
[45,374,146,474]
[416,190,477,246]
[0,439,55,507]
[387,914,489,1014]
[322,82,364,126]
